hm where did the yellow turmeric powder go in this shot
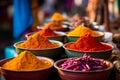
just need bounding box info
[17,33,59,49]
[67,26,102,37]
[2,51,52,70]
[51,12,68,21]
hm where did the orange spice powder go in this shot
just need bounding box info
[2,51,52,70]
[51,12,67,21]
[43,21,63,30]
[17,33,59,49]
[67,26,101,37]
[39,27,60,37]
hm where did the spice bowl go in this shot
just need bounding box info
[54,58,113,80]
[66,31,104,42]
[37,24,70,32]
[25,31,66,43]
[14,40,64,59]
[63,42,113,60]
[0,56,54,80]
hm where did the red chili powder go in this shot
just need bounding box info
[66,35,112,52]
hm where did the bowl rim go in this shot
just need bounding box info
[37,24,69,30]
[54,57,113,73]
[63,42,113,53]
[25,31,66,39]
[0,56,54,72]
[67,31,104,37]
[14,40,63,50]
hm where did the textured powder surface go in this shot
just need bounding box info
[67,26,101,37]
[51,12,67,21]
[66,35,112,51]
[39,27,60,37]
[2,51,52,70]
[17,33,59,49]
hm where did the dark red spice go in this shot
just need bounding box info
[66,35,112,51]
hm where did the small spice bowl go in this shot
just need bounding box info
[37,24,70,32]
[14,40,64,59]
[54,58,113,80]
[25,31,66,43]
[66,31,104,42]
[0,56,54,80]
[63,42,113,60]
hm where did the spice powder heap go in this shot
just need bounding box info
[2,51,52,70]
[66,35,112,52]
[51,12,67,21]
[17,33,58,49]
[44,21,63,30]
[39,27,60,37]
[67,26,101,37]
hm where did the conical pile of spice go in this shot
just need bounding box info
[39,27,60,37]
[51,12,67,21]
[17,33,59,49]
[2,51,52,70]
[66,35,112,52]
[67,26,101,37]
[44,21,63,30]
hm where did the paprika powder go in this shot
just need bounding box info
[66,35,112,52]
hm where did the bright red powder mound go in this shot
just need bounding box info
[66,35,112,52]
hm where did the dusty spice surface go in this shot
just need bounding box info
[51,12,67,21]
[17,33,59,49]
[43,21,63,30]
[66,35,112,52]
[2,51,52,70]
[39,27,60,37]
[67,26,102,37]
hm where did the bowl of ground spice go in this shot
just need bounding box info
[67,25,104,42]
[25,27,66,43]
[54,54,113,80]
[38,20,70,32]
[63,35,113,60]
[0,51,54,80]
[51,12,68,21]
[14,33,64,59]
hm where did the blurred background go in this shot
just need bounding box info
[0,0,120,60]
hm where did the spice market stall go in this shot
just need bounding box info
[1,0,120,80]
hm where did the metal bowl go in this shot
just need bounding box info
[0,56,54,80]
[54,58,113,80]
